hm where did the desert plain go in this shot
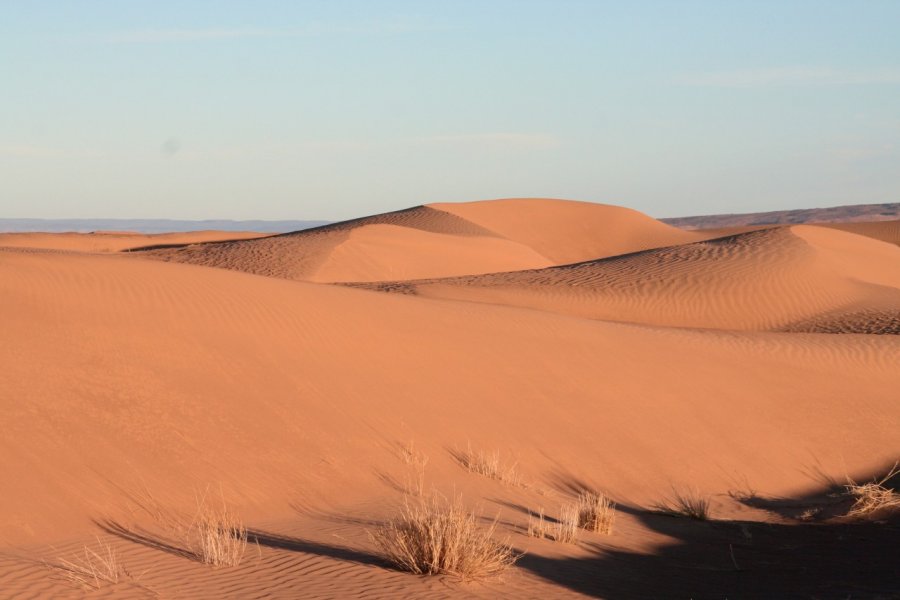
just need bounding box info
[1,198,898,598]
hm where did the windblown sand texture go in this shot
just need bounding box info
[2,198,898,598]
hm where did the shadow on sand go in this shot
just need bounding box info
[98,462,900,598]
[513,463,900,599]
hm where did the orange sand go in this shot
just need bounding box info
[1,199,897,598]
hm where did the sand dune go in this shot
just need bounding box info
[688,219,900,249]
[818,219,900,247]
[3,199,899,598]
[430,198,703,264]
[2,250,897,535]
[141,199,704,282]
[0,230,267,253]
[349,225,900,333]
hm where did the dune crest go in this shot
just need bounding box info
[140,199,705,283]
[430,198,703,264]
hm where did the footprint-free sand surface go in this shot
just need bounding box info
[2,199,898,598]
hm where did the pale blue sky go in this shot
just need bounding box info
[2,1,899,220]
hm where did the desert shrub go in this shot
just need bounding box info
[453,444,521,486]
[576,491,616,534]
[653,489,711,520]
[554,503,580,544]
[371,493,519,578]
[48,538,122,590]
[191,495,248,567]
[527,505,579,544]
[845,464,900,517]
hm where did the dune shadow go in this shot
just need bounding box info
[732,461,900,522]
[289,502,383,528]
[97,518,391,571]
[248,529,389,569]
[95,519,199,562]
[516,511,900,599]
[517,463,900,598]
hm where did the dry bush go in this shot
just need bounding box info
[554,504,580,544]
[48,538,122,590]
[845,463,900,517]
[653,489,711,520]
[190,493,249,567]
[454,444,522,487]
[371,493,520,579]
[575,491,616,534]
[110,485,251,567]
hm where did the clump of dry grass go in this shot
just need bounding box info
[575,491,616,534]
[397,440,428,468]
[653,489,711,520]
[371,493,520,579]
[48,538,122,590]
[453,444,522,487]
[526,505,579,544]
[526,507,551,539]
[396,441,430,497]
[554,504,580,544]
[845,463,900,517]
[190,493,249,567]
[114,484,251,567]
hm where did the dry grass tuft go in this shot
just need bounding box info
[453,444,522,487]
[526,507,551,539]
[191,492,249,567]
[397,440,428,468]
[575,491,616,535]
[109,485,252,567]
[554,504,580,544]
[845,463,900,517]
[527,505,579,544]
[653,489,712,520]
[48,538,122,590]
[371,493,520,579]
[392,440,430,497]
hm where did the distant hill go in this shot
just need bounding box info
[661,203,900,230]
[0,218,329,234]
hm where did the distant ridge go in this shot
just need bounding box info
[661,202,899,230]
[0,218,330,234]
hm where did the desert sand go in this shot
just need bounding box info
[1,198,898,598]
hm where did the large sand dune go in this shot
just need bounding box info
[140,199,702,282]
[351,225,900,333]
[2,199,899,598]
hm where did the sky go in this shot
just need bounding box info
[2,1,899,221]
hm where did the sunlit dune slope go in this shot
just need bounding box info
[818,219,900,247]
[139,199,703,282]
[349,225,900,333]
[0,230,267,252]
[1,248,897,547]
[688,219,900,248]
[430,198,703,264]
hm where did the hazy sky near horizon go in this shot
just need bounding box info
[2,1,899,220]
